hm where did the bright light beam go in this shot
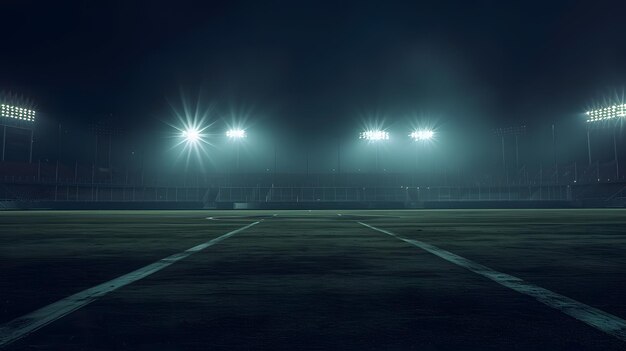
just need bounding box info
[586,104,626,123]
[360,130,389,141]
[410,129,434,141]
[226,129,247,139]
[172,123,212,151]
[182,128,201,143]
[0,104,36,122]
[166,92,219,172]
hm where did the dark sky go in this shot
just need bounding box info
[2,0,626,173]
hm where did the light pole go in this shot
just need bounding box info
[585,104,625,181]
[409,129,434,186]
[178,123,209,191]
[0,104,36,163]
[226,129,246,186]
[614,130,619,180]
[587,129,592,166]
[552,124,558,184]
[360,130,389,173]
[2,125,5,162]
[226,129,246,170]
[337,140,341,174]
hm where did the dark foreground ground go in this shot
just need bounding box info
[1,209,626,350]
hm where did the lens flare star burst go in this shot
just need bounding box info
[167,93,219,170]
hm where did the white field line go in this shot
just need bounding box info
[358,221,626,342]
[0,221,260,348]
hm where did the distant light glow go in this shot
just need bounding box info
[360,130,389,141]
[410,129,434,141]
[226,129,247,139]
[182,128,201,143]
[0,104,36,122]
[586,104,626,123]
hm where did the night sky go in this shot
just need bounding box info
[2,0,626,173]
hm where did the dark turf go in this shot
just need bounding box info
[1,209,626,350]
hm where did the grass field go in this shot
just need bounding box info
[1,209,626,350]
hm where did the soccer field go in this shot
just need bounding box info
[1,209,626,350]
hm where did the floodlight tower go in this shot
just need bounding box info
[226,129,246,171]
[409,129,434,142]
[182,128,201,144]
[0,103,36,163]
[226,129,246,139]
[409,129,434,186]
[585,104,625,180]
[360,130,389,173]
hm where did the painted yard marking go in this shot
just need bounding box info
[0,221,260,348]
[358,221,626,342]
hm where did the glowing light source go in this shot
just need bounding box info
[226,129,246,139]
[410,129,434,141]
[0,104,36,122]
[360,130,389,141]
[182,128,201,143]
[585,104,626,123]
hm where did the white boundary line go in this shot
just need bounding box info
[0,221,260,348]
[358,221,626,342]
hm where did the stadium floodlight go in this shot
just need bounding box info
[409,129,434,141]
[0,104,36,123]
[585,104,626,123]
[226,129,246,139]
[182,128,201,143]
[585,103,624,179]
[0,103,36,163]
[360,130,389,141]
